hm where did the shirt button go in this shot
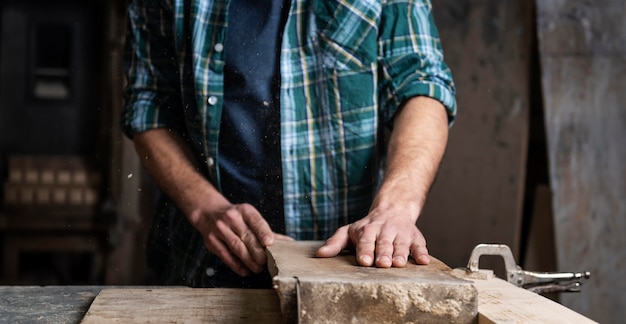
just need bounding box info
[207,96,218,105]
[214,43,224,52]
[206,157,215,167]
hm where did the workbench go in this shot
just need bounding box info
[0,242,598,323]
[0,286,283,323]
[0,286,282,324]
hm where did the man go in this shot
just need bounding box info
[123,0,456,288]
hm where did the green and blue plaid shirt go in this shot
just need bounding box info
[123,0,456,286]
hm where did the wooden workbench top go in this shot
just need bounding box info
[0,241,597,324]
[0,286,283,324]
[82,287,282,323]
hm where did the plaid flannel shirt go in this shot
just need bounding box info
[123,0,456,286]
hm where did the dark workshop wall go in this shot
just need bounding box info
[423,1,625,323]
[423,0,532,269]
[536,1,626,323]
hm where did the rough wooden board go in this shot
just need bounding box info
[450,271,597,324]
[81,288,283,323]
[536,1,626,323]
[421,0,532,270]
[267,241,477,324]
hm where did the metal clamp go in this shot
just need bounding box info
[467,244,590,294]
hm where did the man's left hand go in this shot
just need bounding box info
[315,206,430,267]
[316,96,448,268]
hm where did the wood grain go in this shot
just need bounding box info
[81,288,283,323]
[460,273,597,324]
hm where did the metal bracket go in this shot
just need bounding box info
[466,244,590,294]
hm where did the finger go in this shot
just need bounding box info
[391,236,412,268]
[240,205,274,266]
[374,229,394,268]
[216,218,264,273]
[410,241,430,265]
[205,233,250,277]
[234,206,270,270]
[353,224,378,267]
[242,205,275,246]
[273,233,295,241]
[315,225,349,258]
[239,229,268,268]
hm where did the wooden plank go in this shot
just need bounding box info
[422,0,532,270]
[475,283,590,324]
[451,271,597,324]
[536,1,626,323]
[81,288,283,323]
[267,241,477,323]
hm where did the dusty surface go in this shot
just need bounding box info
[81,288,283,323]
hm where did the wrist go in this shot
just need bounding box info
[370,187,424,224]
[171,173,229,225]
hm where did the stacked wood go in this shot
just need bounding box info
[3,155,101,214]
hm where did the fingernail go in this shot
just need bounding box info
[418,255,430,264]
[393,256,406,265]
[316,246,328,255]
[376,256,392,268]
[360,255,373,266]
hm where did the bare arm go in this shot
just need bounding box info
[316,96,449,267]
[133,129,290,276]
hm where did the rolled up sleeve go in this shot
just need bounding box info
[378,0,457,126]
[122,0,185,138]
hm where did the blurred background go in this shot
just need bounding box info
[0,0,623,323]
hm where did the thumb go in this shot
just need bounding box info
[316,225,350,258]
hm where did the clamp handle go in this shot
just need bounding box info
[466,244,590,293]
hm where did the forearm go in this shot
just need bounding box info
[372,96,449,223]
[133,128,283,275]
[132,128,229,221]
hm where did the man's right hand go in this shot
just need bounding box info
[132,129,292,277]
[189,202,292,276]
